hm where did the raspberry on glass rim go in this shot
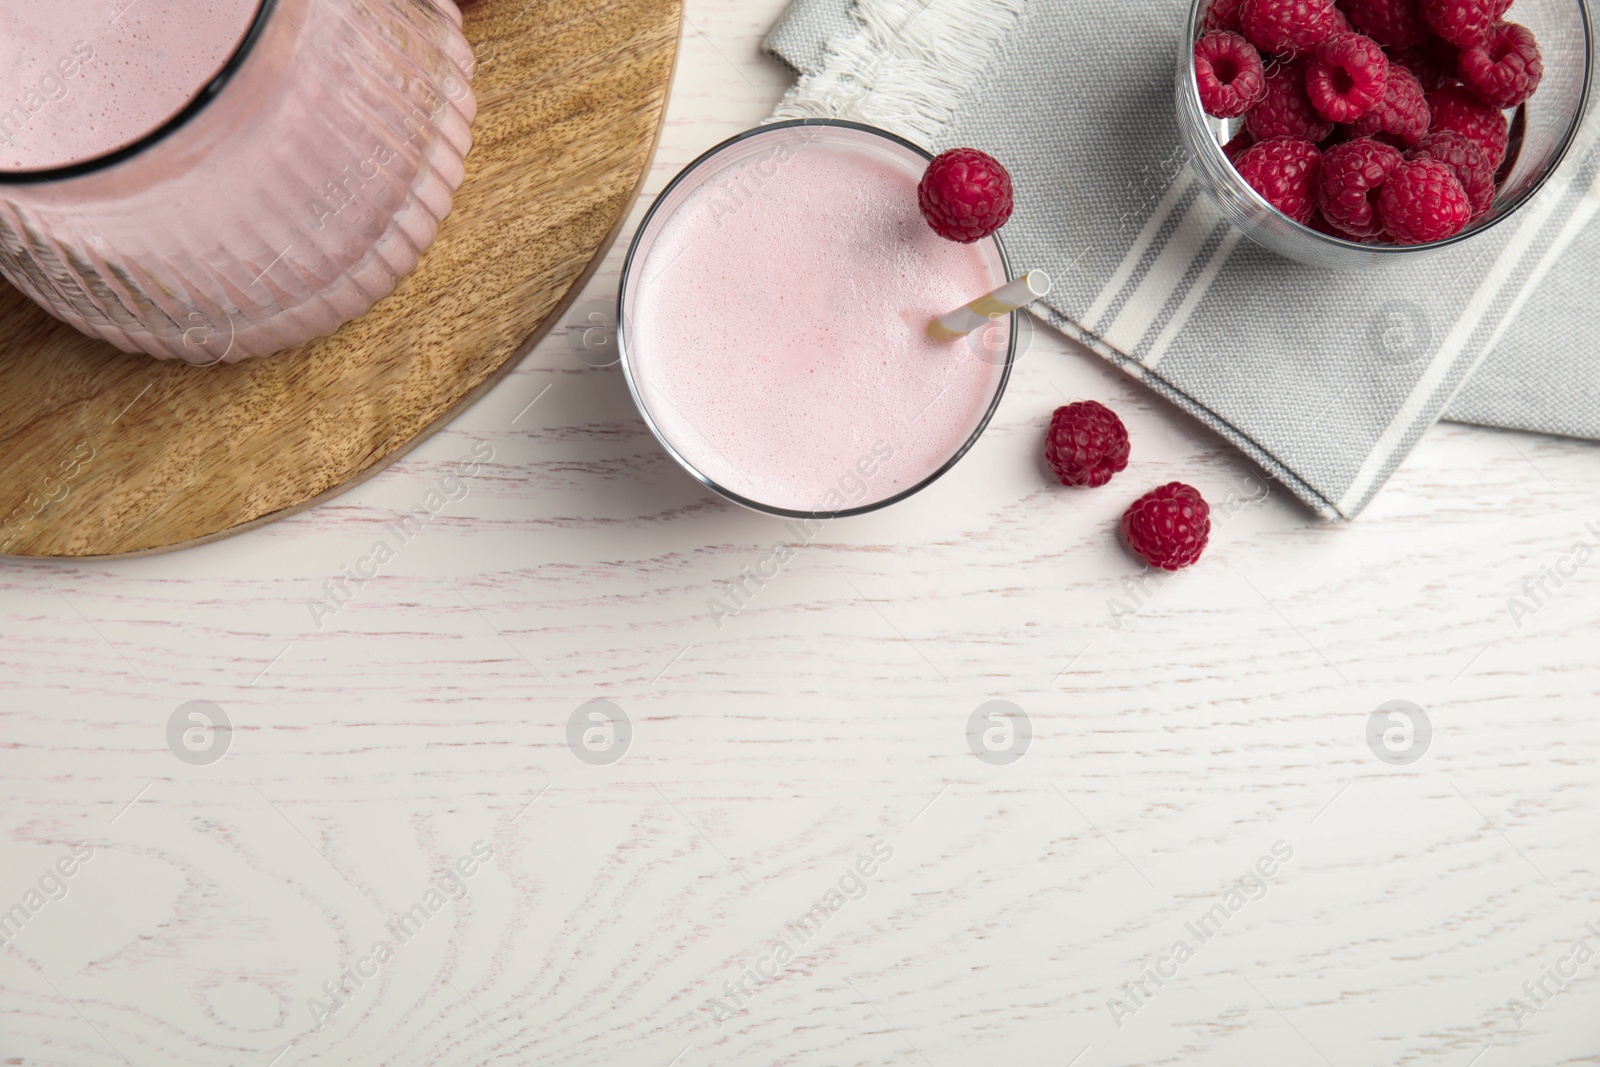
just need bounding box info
[918,147,1015,243]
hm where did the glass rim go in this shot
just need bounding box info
[615,117,1019,521]
[0,0,274,184]
[1181,0,1595,256]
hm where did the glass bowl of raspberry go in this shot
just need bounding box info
[1178,0,1593,266]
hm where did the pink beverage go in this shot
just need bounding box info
[621,122,1013,515]
[0,3,259,171]
[0,0,476,362]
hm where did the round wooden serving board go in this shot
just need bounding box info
[0,0,681,559]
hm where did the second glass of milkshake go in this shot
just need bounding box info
[0,0,478,363]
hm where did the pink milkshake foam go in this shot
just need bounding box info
[628,132,1010,513]
[0,2,261,171]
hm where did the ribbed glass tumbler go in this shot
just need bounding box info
[0,0,477,363]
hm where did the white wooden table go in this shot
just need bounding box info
[3,4,1598,1065]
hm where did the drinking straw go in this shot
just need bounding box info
[926,269,1052,341]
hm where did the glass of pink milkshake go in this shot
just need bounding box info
[618,120,1016,518]
[0,0,476,363]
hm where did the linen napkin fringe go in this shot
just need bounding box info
[770,0,1026,147]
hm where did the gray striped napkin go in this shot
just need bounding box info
[764,0,1600,519]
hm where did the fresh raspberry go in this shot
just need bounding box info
[1223,129,1257,161]
[918,148,1014,243]
[1307,209,1346,236]
[1407,129,1494,217]
[1348,62,1430,145]
[1337,0,1429,46]
[1329,6,1353,32]
[1205,0,1248,32]
[1195,32,1269,117]
[1309,207,1383,240]
[1389,39,1460,89]
[1420,0,1496,46]
[1457,21,1543,107]
[1044,401,1131,488]
[1379,158,1471,242]
[1316,136,1403,236]
[1318,126,1351,150]
[1307,32,1390,120]
[1240,0,1340,55]
[1246,62,1335,141]
[1122,483,1212,571]
[1235,137,1322,222]
[1427,84,1509,167]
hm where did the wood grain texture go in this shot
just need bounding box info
[0,3,1597,1067]
[0,0,681,560]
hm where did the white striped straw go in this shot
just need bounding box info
[926,269,1052,341]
